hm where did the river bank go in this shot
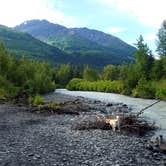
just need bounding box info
[55,89,166,138]
[0,92,165,165]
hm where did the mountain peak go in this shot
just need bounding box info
[20,19,50,25]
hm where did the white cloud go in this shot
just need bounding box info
[106,26,126,33]
[144,33,158,56]
[97,0,166,28]
[0,0,78,27]
[144,33,157,41]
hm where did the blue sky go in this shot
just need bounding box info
[0,0,165,54]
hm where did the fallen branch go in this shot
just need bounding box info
[136,100,161,118]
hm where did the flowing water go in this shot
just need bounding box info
[56,89,166,137]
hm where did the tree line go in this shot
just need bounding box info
[0,43,56,98]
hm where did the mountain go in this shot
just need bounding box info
[15,20,136,66]
[0,24,69,64]
[70,27,135,59]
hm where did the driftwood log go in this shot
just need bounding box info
[136,100,161,118]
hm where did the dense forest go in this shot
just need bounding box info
[0,20,166,100]
[0,43,56,98]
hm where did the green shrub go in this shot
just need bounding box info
[155,80,166,100]
[0,76,19,97]
[33,95,44,106]
[0,89,6,99]
[37,104,44,111]
[28,96,34,106]
[66,78,84,90]
[132,88,139,97]
[132,78,156,99]
[67,79,124,94]
[23,80,35,95]
[0,45,56,97]
[156,87,166,100]
[105,81,123,93]
[48,101,60,109]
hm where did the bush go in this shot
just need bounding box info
[33,95,44,106]
[48,101,60,109]
[155,80,166,100]
[0,89,6,99]
[132,78,156,99]
[66,78,84,90]
[0,44,56,97]
[156,87,166,100]
[67,79,124,94]
[105,81,124,93]
[0,76,19,97]
[131,88,139,97]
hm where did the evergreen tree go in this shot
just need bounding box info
[54,64,72,86]
[134,35,153,79]
[102,65,119,81]
[83,66,98,82]
[0,42,7,56]
[151,59,164,80]
[156,20,166,57]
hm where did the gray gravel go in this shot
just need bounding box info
[0,93,165,166]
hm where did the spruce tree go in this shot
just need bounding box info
[156,20,166,57]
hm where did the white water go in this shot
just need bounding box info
[56,89,166,137]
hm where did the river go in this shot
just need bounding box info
[55,89,166,137]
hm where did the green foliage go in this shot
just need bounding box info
[118,65,128,81]
[37,104,44,111]
[0,25,66,65]
[66,78,84,90]
[0,43,56,97]
[132,77,155,99]
[66,26,166,100]
[134,35,154,79]
[53,64,72,86]
[156,20,166,57]
[121,65,140,95]
[33,95,44,106]
[156,88,166,100]
[48,101,60,109]
[0,75,19,97]
[28,96,34,106]
[0,89,7,99]
[102,65,119,81]
[15,20,136,67]
[83,66,98,82]
[67,79,123,94]
[1,20,166,101]
[161,57,166,77]
[155,80,166,100]
[150,59,164,80]
[0,42,7,56]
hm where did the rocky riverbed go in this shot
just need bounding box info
[0,93,165,166]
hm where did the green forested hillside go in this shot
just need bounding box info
[0,23,134,67]
[15,19,136,66]
[0,25,67,64]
